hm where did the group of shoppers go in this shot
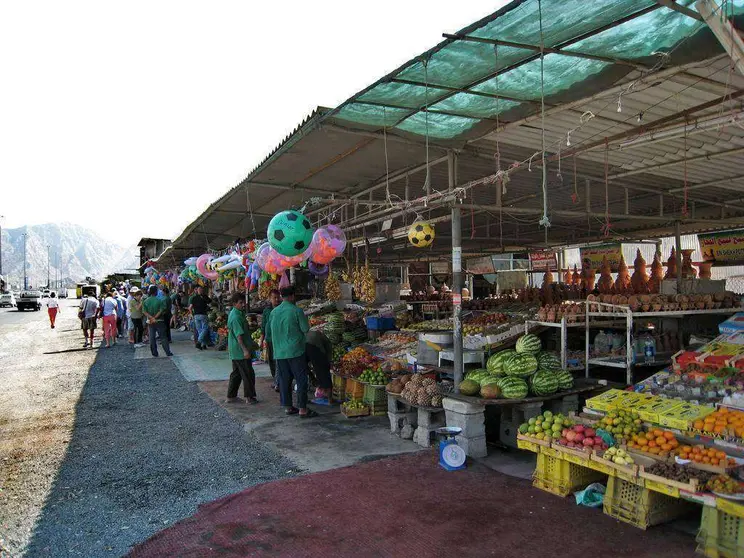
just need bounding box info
[77,284,174,356]
[224,285,332,418]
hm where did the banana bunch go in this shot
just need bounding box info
[360,265,376,305]
[258,279,277,300]
[325,274,342,301]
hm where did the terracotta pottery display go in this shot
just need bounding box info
[697,261,713,279]
[564,267,573,285]
[582,265,596,292]
[631,249,649,293]
[615,254,631,292]
[649,252,663,293]
[541,270,554,305]
[665,247,677,280]
[597,256,613,293]
[681,249,697,279]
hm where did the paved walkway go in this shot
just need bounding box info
[129,451,698,558]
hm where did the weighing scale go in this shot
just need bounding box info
[436,426,466,471]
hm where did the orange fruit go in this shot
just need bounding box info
[655,436,666,446]
[649,447,661,454]
[669,440,679,449]
[661,443,672,451]
[694,420,705,430]
[681,445,692,453]
[680,452,689,460]
[711,458,720,466]
[716,451,727,460]
[692,446,702,454]
[645,432,655,440]
[648,440,657,448]
[693,454,702,462]
[637,438,648,447]
[714,425,725,434]
[703,456,711,464]
[663,431,675,440]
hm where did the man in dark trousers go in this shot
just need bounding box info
[261,289,281,390]
[306,329,333,403]
[226,292,258,404]
[189,285,211,350]
[265,286,317,418]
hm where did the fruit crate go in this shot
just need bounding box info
[603,475,694,530]
[697,500,744,558]
[532,452,606,497]
[363,384,387,406]
[341,403,370,418]
[345,378,365,401]
[331,374,346,402]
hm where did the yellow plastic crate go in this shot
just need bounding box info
[603,475,693,530]
[697,503,744,558]
[532,453,606,498]
[657,401,715,431]
[635,397,683,424]
[586,389,627,412]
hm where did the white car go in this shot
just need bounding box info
[0,292,17,308]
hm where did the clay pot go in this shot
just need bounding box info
[681,249,697,279]
[665,247,678,280]
[697,261,713,280]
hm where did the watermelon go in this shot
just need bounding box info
[500,376,529,399]
[530,369,559,396]
[537,351,561,371]
[556,370,575,390]
[479,374,501,387]
[486,350,516,376]
[516,334,541,354]
[465,368,489,384]
[458,379,480,396]
[505,353,538,377]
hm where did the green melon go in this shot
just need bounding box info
[537,351,562,371]
[486,350,516,375]
[458,379,480,396]
[500,377,529,399]
[480,382,502,399]
[505,353,538,377]
[516,334,542,354]
[530,369,560,396]
[479,374,501,387]
[556,370,575,390]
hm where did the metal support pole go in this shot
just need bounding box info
[23,232,27,290]
[452,206,463,391]
[47,244,50,288]
[675,221,683,294]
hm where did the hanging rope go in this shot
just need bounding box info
[423,57,431,194]
[246,188,256,237]
[382,106,392,206]
[537,0,551,229]
[601,138,612,237]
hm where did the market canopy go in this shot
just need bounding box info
[160,0,744,266]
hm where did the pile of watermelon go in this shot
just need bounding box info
[458,333,575,400]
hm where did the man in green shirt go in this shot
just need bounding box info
[226,292,259,404]
[265,286,317,418]
[260,289,281,390]
[142,285,173,357]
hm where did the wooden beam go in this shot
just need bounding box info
[656,0,704,21]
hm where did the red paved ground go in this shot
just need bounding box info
[129,451,698,558]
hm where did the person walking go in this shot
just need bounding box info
[79,294,99,348]
[265,286,317,418]
[129,287,145,346]
[143,285,173,357]
[260,289,281,390]
[100,291,119,348]
[225,292,259,404]
[113,290,127,339]
[46,292,60,329]
[189,285,211,350]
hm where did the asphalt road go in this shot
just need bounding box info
[0,299,296,557]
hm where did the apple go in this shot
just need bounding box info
[566,431,577,442]
[583,437,594,446]
[561,428,569,438]
[559,437,568,446]
[573,424,585,434]
[584,428,596,438]
[574,433,585,443]
[567,442,576,448]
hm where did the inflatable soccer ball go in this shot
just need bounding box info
[268,210,315,257]
[408,221,435,248]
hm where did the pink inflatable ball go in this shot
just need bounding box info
[325,224,346,252]
[254,243,272,271]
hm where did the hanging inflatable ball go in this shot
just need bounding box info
[408,221,435,248]
[268,210,315,257]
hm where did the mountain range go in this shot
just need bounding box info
[0,223,139,289]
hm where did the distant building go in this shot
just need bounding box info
[137,238,171,268]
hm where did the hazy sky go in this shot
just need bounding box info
[0,1,506,247]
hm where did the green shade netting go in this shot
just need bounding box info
[566,0,744,58]
[394,111,479,140]
[473,54,609,101]
[334,103,411,127]
[358,82,448,109]
[397,42,533,89]
[429,93,520,119]
[470,0,656,47]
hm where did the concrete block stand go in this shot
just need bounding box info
[442,397,487,458]
[387,394,445,448]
